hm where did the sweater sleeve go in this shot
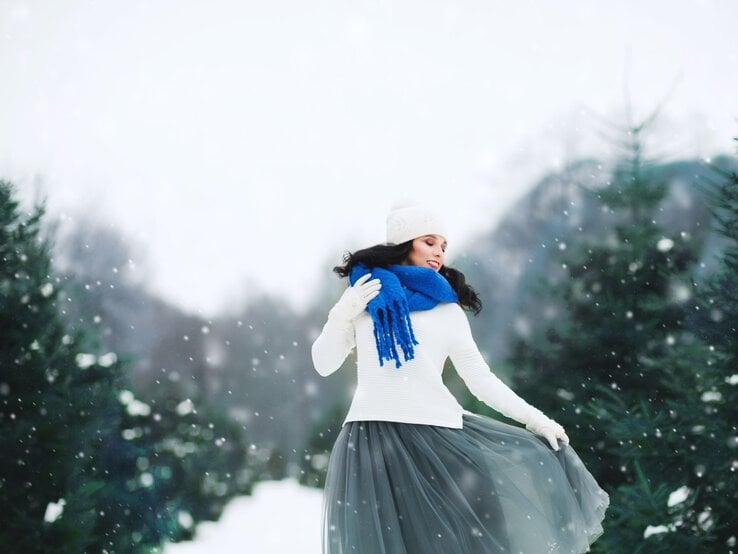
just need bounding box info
[447,303,547,426]
[311,304,357,377]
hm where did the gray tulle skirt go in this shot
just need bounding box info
[322,412,609,554]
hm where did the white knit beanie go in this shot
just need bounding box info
[386,200,447,245]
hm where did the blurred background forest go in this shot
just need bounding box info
[2,1,738,552]
[3,122,738,552]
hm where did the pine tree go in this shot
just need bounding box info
[691,141,738,551]
[585,143,738,552]
[503,116,733,552]
[510,120,702,478]
[1,180,255,552]
[98,386,255,550]
[0,179,125,551]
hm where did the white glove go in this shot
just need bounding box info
[328,272,382,322]
[525,412,570,451]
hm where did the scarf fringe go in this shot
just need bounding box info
[373,298,420,369]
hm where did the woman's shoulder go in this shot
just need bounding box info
[423,302,472,344]
[430,301,465,317]
[434,301,472,329]
[434,300,461,309]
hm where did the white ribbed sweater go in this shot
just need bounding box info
[311,300,547,429]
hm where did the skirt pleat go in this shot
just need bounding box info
[322,412,609,554]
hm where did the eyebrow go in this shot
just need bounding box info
[425,235,448,247]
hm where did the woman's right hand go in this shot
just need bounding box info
[330,273,382,321]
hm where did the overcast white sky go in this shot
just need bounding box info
[2,0,736,317]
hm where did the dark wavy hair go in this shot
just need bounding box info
[332,240,482,315]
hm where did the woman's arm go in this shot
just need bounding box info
[311,304,356,377]
[447,304,568,444]
[311,272,381,376]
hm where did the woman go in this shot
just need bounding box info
[311,202,609,553]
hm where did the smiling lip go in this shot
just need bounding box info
[427,260,440,269]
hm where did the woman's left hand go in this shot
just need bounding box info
[539,425,570,451]
[526,418,570,451]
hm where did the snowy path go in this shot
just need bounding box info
[165,479,323,553]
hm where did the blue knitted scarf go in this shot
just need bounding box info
[348,262,459,368]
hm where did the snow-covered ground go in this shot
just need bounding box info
[165,479,323,553]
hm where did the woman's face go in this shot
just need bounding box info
[404,234,447,271]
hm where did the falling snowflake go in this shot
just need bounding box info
[667,485,690,507]
[75,353,96,369]
[44,499,66,523]
[657,237,674,252]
